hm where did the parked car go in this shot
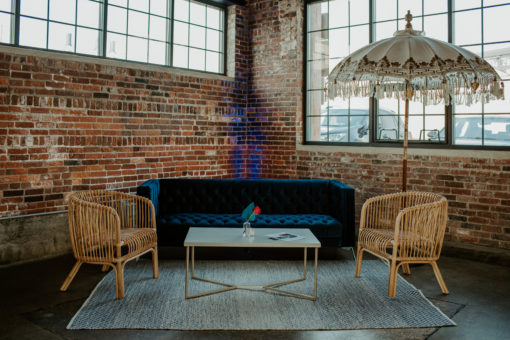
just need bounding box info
[453,116,510,146]
[320,107,404,142]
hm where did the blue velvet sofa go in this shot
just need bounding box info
[136,178,355,248]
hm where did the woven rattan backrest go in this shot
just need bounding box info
[67,191,121,262]
[394,192,448,259]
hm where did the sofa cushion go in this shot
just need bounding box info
[158,213,343,238]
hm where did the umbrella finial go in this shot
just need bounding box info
[405,10,413,29]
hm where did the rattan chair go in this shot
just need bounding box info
[60,190,159,299]
[355,192,449,297]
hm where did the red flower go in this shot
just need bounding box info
[253,206,261,215]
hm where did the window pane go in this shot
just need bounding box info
[206,51,220,73]
[127,36,147,62]
[307,1,328,31]
[190,1,205,26]
[77,0,101,29]
[50,0,75,24]
[149,15,167,41]
[148,40,166,65]
[454,0,481,11]
[108,5,127,33]
[398,0,422,19]
[485,81,510,112]
[307,60,328,90]
[484,5,510,43]
[173,44,188,68]
[454,10,481,45]
[151,0,167,16]
[0,13,13,43]
[174,0,189,22]
[483,114,510,146]
[173,21,188,45]
[350,0,369,25]
[375,20,397,41]
[206,28,220,51]
[106,32,126,59]
[189,47,205,70]
[424,0,447,14]
[455,102,482,114]
[423,116,445,141]
[307,31,328,60]
[129,0,148,13]
[76,27,100,55]
[350,24,369,53]
[21,0,48,19]
[375,0,397,22]
[485,0,510,5]
[350,115,369,142]
[128,10,148,38]
[189,24,205,48]
[48,22,74,52]
[329,0,348,29]
[0,1,12,11]
[454,115,483,145]
[329,28,348,59]
[109,0,126,7]
[19,17,47,48]
[485,45,510,79]
[207,6,221,29]
[424,14,448,41]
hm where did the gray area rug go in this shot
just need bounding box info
[67,259,455,330]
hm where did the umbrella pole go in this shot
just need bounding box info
[402,97,409,192]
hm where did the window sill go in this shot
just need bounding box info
[297,143,510,159]
[0,44,235,82]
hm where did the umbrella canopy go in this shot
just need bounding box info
[328,11,505,191]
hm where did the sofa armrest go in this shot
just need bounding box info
[137,179,160,217]
[329,181,355,247]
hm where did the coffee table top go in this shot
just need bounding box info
[184,227,321,248]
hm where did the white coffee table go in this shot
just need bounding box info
[184,227,321,301]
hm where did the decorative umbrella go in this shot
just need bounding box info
[328,11,504,192]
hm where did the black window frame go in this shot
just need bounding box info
[0,0,228,76]
[304,0,510,151]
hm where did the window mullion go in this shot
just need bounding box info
[14,0,20,44]
[101,0,107,57]
[168,0,173,66]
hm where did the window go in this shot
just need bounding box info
[0,0,226,74]
[306,0,510,147]
[172,0,224,73]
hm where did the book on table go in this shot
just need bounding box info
[266,232,304,241]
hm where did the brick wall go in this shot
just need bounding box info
[246,0,302,178]
[0,6,250,218]
[1,0,509,254]
[247,0,510,250]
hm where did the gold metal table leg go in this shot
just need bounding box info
[185,246,319,301]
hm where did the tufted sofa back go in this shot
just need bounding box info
[155,179,332,216]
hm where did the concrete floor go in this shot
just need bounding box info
[1,248,509,340]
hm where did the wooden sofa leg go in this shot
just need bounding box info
[402,263,411,275]
[60,261,83,291]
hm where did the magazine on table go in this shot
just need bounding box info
[266,232,304,241]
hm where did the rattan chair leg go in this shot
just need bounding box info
[115,262,126,299]
[101,264,109,272]
[355,246,364,277]
[431,261,449,294]
[152,247,159,279]
[402,263,411,275]
[60,261,83,291]
[388,260,398,298]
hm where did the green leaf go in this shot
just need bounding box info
[241,202,255,221]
